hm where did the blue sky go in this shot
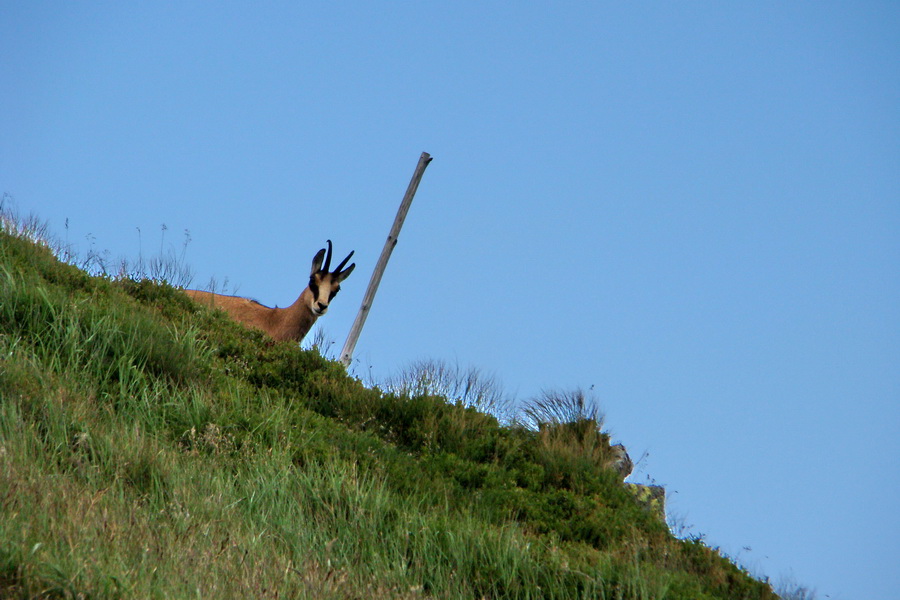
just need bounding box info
[2,3,898,598]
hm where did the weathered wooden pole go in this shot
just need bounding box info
[340,152,433,367]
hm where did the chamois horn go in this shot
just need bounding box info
[334,249,355,274]
[322,239,333,273]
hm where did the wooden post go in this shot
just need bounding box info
[340,152,433,367]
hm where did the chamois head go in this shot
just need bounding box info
[308,240,355,317]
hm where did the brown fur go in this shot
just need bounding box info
[184,242,354,343]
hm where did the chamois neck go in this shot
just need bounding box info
[264,287,316,342]
[292,287,315,312]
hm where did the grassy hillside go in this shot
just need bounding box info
[0,224,777,599]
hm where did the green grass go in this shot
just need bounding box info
[0,223,777,599]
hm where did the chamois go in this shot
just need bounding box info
[184,240,355,342]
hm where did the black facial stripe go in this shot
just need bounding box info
[309,279,320,300]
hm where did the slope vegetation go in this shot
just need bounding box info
[0,227,776,599]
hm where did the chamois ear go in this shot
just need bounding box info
[310,247,327,276]
[335,261,355,282]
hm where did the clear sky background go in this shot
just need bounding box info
[2,3,897,598]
